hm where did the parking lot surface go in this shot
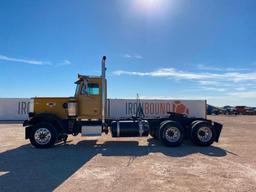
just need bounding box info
[0,116,256,192]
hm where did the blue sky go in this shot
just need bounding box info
[0,0,256,106]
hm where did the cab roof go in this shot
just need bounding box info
[75,74,102,84]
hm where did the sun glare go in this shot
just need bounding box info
[132,0,170,17]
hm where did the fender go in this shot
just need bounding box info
[24,113,65,139]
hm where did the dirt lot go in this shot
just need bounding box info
[0,116,256,192]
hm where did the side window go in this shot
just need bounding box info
[81,83,99,95]
[75,83,81,96]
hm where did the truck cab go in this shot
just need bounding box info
[75,75,104,120]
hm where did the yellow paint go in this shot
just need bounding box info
[77,77,102,119]
[33,77,104,120]
[34,97,72,119]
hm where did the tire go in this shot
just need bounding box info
[29,122,57,148]
[190,120,200,128]
[190,121,216,146]
[159,121,184,147]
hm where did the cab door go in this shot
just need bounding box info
[78,79,102,119]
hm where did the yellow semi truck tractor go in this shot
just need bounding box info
[23,56,223,148]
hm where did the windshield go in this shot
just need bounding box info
[81,83,99,95]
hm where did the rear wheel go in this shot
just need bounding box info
[190,120,200,127]
[159,121,184,147]
[29,122,57,148]
[190,121,215,146]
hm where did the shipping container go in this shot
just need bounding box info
[0,98,206,120]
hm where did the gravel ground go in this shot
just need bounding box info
[0,115,256,192]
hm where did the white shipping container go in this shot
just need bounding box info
[0,98,206,120]
[0,98,32,121]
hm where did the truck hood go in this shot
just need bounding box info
[32,97,76,119]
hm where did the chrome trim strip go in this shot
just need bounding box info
[117,121,120,137]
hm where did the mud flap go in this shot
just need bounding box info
[213,122,223,142]
[23,120,29,126]
[25,126,31,139]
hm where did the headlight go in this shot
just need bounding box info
[68,102,77,117]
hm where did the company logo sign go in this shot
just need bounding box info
[173,101,189,115]
[18,101,31,115]
[125,100,189,116]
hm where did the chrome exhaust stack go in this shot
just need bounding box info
[101,56,107,124]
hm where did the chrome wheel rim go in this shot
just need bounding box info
[197,127,212,143]
[165,127,181,143]
[34,128,52,145]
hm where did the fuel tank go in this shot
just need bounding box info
[111,120,149,137]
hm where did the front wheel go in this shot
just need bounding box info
[29,122,57,148]
[159,121,184,147]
